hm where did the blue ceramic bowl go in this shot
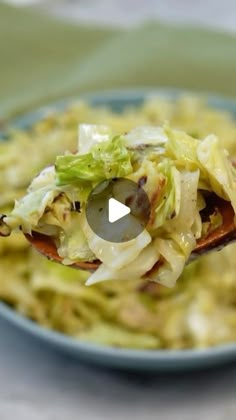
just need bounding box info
[1,88,236,372]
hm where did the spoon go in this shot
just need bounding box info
[23,195,236,272]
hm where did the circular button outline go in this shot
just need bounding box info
[86,178,151,243]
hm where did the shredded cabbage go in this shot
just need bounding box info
[1,96,236,350]
[2,119,236,288]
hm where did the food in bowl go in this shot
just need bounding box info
[1,95,236,350]
[2,122,236,287]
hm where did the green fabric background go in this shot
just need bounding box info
[1,3,236,117]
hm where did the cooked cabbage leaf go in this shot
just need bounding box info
[2,123,236,288]
[56,135,133,185]
[3,96,236,351]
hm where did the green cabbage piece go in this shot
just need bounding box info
[57,213,96,263]
[55,136,133,185]
[197,134,236,211]
[152,160,181,229]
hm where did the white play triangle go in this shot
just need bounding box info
[108,198,130,223]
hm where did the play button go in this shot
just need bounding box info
[86,178,151,243]
[108,198,130,223]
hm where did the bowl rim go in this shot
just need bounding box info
[7,86,236,122]
[2,300,236,363]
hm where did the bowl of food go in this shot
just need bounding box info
[1,87,236,371]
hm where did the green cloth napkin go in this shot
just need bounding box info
[1,3,236,117]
